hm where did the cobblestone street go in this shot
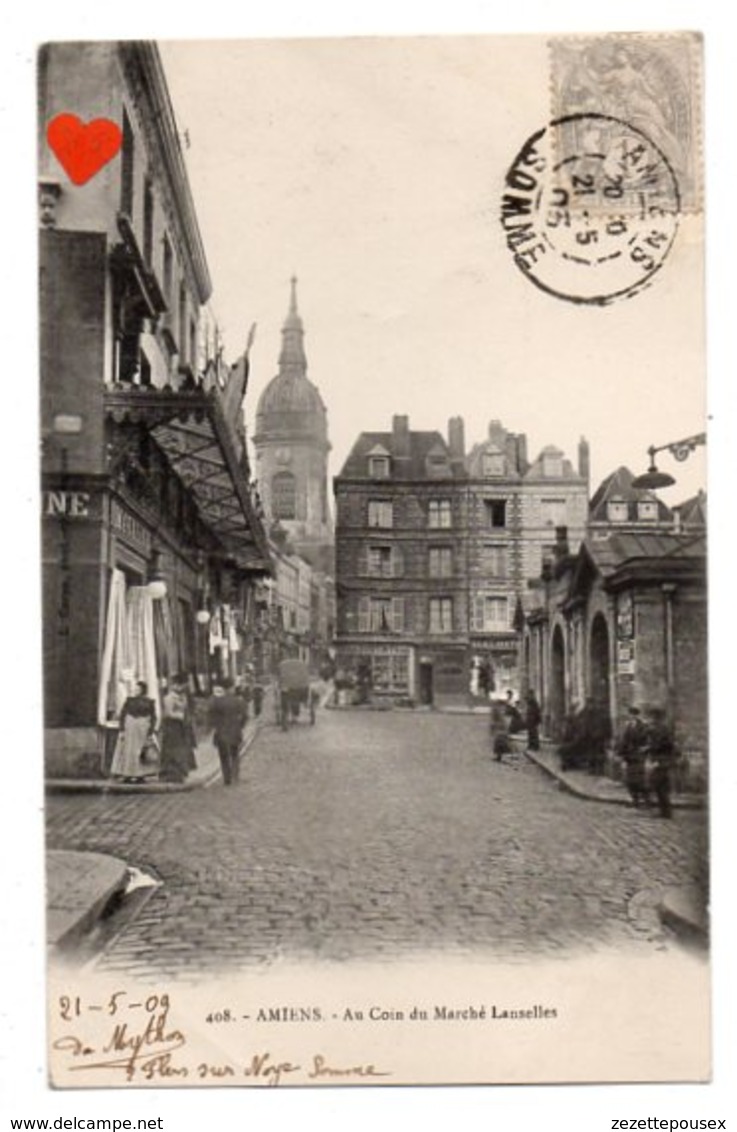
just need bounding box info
[46,708,708,980]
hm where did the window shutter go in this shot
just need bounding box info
[357,597,370,633]
[471,595,485,632]
[359,545,368,576]
[392,597,405,633]
[392,545,403,577]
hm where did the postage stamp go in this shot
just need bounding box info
[549,33,702,212]
[500,113,680,305]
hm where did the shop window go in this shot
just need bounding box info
[429,546,453,577]
[428,499,452,528]
[429,597,453,633]
[273,471,296,519]
[371,649,409,690]
[368,500,393,528]
[484,499,507,528]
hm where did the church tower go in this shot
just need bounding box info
[253,279,333,570]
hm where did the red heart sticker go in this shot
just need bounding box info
[47,113,122,186]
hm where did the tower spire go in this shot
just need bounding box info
[278,275,307,376]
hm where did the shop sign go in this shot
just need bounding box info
[43,490,93,518]
[110,500,151,554]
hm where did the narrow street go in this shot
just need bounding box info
[46,708,707,980]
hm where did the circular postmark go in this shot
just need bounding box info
[500,113,680,304]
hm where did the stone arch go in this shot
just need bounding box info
[589,611,611,717]
[549,622,566,740]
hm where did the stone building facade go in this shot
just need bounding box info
[523,529,707,781]
[334,414,589,705]
[39,42,271,776]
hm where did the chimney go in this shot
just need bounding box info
[517,433,529,474]
[392,414,411,459]
[448,416,465,461]
[578,436,590,482]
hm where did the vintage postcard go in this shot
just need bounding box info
[39,33,708,1087]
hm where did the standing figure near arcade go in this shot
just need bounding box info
[110,680,158,783]
[525,689,542,751]
[644,706,677,819]
[617,706,650,806]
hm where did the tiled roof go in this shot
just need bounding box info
[338,430,458,479]
[589,466,672,521]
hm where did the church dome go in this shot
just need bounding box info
[254,278,328,443]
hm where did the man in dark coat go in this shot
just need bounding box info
[525,690,542,751]
[209,679,248,786]
[617,706,650,806]
[644,707,677,819]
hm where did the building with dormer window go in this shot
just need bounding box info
[334,414,589,705]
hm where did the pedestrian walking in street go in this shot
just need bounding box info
[525,689,542,751]
[209,679,248,786]
[252,680,264,718]
[490,699,511,762]
[644,706,677,819]
[159,676,197,784]
[110,680,158,783]
[617,706,650,806]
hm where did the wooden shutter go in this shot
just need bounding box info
[471,594,485,632]
[357,597,370,633]
[392,597,405,633]
[392,545,403,577]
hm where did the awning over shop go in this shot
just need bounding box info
[104,386,272,574]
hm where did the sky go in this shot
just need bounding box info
[159,36,707,503]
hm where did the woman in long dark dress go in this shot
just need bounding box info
[160,679,196,783]
[110,681,157,782]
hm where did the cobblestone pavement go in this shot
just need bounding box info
[46,709,708,980]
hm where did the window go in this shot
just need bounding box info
[428,499,452,528]
[429,597,453,633]
[189,318,197,373]
[369,455,390,478]
[541,498,567,526]
[638,500,658,521]
[481,544,508,577]
[472,594,509,632]
[484,499,507,528]
[368,546,393,577]
[429,546,453,577]
[482,451,505,477]
[143,179,154,264]
[368,500,393,528]
[542,452,563,477]
[272,471,296,519]
[162,233,173,299]
[120,109,134,216]
[607,499,628,523]
[358,597,404,633]
[426,453,449,478]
